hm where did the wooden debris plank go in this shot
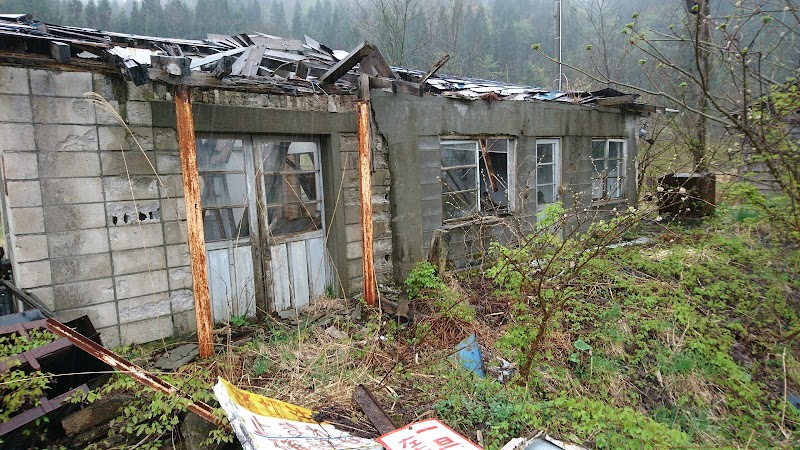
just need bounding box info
[319,41,370,84]
[419,53,450,85]
[596,94,640,106]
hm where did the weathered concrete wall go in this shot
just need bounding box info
[371,90,638,278]
[0,66,182,346]
[0,65,392,345]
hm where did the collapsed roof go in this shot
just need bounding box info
[0,12,650,109]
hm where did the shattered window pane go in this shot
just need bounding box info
[258,140,323,237]
[196,138,251,242]
[441,139,512,221]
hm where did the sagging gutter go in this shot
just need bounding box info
[174,85,215,358]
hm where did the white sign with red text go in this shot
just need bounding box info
[377,419,483,450]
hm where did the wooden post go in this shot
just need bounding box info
[174,85,214,357]
[357,98,377,307]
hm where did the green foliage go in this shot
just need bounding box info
[0,330,57,424]
[405,262,440,299]
[543,397,692,449]
[405,262,475,322]
[230,314,248,327]
[70,370,231,449]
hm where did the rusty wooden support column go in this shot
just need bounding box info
[175,85,214,357]
[357,79,377,306]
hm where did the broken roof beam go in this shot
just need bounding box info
[49,41,70,63]
[596,94,640,106]
[319,41,396,84]
[151,55,191,77]
[419,53,450,85]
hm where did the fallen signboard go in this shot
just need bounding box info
[377,418,483,450]
[213,377,382,450]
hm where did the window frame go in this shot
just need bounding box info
[591,138,627,202]
[440,138,515,222]
[534,138,561,211]
[196,135,256,246]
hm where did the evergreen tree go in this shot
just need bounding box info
[164,0,192,38]
[269,0,288,36]
[97,0,113,30]
[140,0,164,35]
[291,3,305,38]
[85,0,98,29]
[129,0,143,34]
[65,0,83,26]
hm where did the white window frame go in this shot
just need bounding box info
[535,138,561,211]
[591,138,627,201]
[440,138,515,222]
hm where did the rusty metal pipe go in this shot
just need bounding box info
[175,85,214,358]
[357,100,377,307]
[45,318,226,429]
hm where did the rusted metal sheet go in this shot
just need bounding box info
[175,85,215,358]
[357,100,377,307]
[352,385,397,435]
[45,318,226,429]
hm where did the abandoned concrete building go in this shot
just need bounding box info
[0,13,648,346]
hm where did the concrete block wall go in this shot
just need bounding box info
[0,66,187,346]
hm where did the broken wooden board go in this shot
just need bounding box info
[151,54,191,76]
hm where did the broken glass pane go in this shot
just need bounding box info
[485,139,508,153]
[443,191,478,220]
[267,202,322,236]
[203,206,249,242]
[442,142,477,167]
[197,138,246,172]
[442,167,477,193]
[264,174,318,204]
[200,173,249,208]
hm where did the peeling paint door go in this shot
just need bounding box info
[196,136,258,323]
[254,138,328,312]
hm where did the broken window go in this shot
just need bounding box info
[257,139,323,237]
[197,138,251,242]
[441,139,513,221]
[535,139,560,210]
[591,139,627,200]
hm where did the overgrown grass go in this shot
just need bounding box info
[22,193,800,449]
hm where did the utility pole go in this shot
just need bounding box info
[554,0,563,90]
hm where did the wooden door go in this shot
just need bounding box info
[255,138,328,312]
